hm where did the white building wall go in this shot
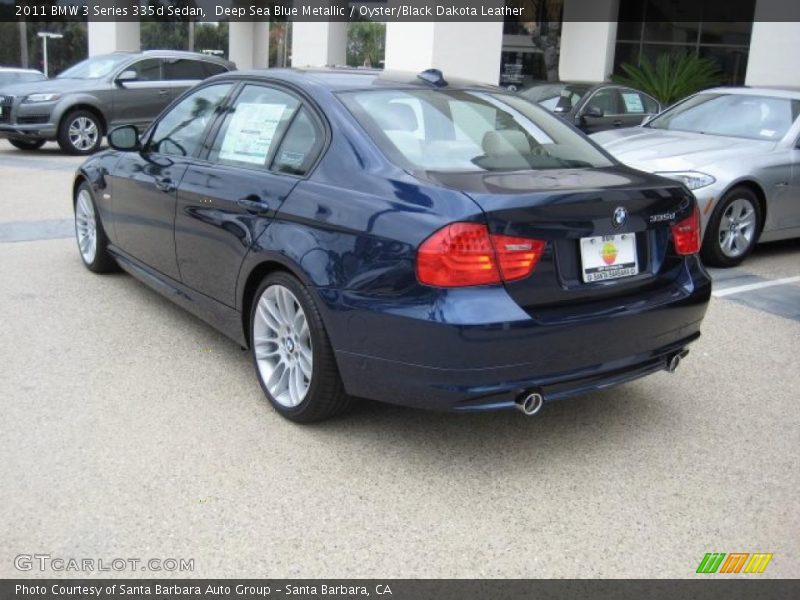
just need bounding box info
[558,21,618,82]
[291,22,348,67]
[228,21,270,70]
[746,5,800,87]
[384,22,504,84]
[87,22,140,56]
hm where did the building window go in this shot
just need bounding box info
[500,0,564,87]
[614,0,755,85]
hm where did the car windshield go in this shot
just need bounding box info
[340,88,613,173]
[57,54,130,79]
[521,83,590,113]
[0,71,45,85]
[647,93,800,141]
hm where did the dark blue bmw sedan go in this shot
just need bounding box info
[73,67,711,422]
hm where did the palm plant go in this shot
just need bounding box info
[612,53,723,106]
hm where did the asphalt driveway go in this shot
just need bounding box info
[1,141,798,578]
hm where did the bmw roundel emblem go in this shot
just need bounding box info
[612,206,628,228]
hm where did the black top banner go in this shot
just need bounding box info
[3,0,800,23]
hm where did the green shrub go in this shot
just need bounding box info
[612,53,723,106]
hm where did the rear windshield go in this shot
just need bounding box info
[339,88,613,173]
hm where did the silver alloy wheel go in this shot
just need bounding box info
[68,116,99,151]
[718,197,757,258]
[253,284,313,408]
[75,189,97,264]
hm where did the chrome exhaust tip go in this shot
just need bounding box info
[665,349,689,373]
[516,392,545,416]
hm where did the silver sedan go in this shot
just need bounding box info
[592,87,800,267]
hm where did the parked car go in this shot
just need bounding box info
[0,67,45,88]
[0,50,234,154]
[73,68,710,422]
[592,87,800,267]
[520,81,662,134]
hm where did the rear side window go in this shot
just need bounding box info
[164,59,206,81]
[272,109,322,175]
[209,85,300,169]
[203,62,229,78]
[340,88,613,172]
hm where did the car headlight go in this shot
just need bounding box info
[654,171,716,191]
[24,93,61,103]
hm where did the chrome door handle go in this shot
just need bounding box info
[237,196,269,215]
[158,90,169,96]
[154,177,174,193]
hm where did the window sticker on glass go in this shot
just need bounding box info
[622,92,644,113]
[219,103,288,165]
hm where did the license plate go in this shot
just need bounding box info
[580,233,639,283]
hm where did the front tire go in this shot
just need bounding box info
[58,110,103,155]
[9,138,45,151]
[701,186,761,267]
[250,272,353,423]
[74,183,118,273]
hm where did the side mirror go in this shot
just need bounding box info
[583,105,604,119]
[108,125,140,151]
[115,70,137,86]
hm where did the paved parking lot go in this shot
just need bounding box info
[1,140,798,578]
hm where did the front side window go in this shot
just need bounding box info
[129,59,162,82]
[340,88,613,172]
[648,93,800,140]
[209,85,301,169]
[148,83,232,157]
[585,88,620,115]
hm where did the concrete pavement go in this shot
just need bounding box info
[1,141,798,578]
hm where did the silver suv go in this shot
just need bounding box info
[0,50,234,154]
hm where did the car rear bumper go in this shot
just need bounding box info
[325,257,711,411]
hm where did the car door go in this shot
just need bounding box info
[576,87,623,133]
[174,83,324,306]
[110,58,172,129]
[109,82,233,280]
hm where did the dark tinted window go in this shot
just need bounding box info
[209,85,300,169]
[163,59,206,81]
[203,62,229,77]
[149,83,232,157]
[585,88,620,115]
[273,109,322,175]
[130,58,162,82]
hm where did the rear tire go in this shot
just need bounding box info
[58,110,103,155]
[250,272,354,423]
[9,138,45,151]
[74,182,118,273]
[701,186,761,268]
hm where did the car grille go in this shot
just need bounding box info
[16,115,49,125]
[0,95,12,123]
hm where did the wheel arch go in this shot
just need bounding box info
[238,257,316,349]
[60,103,108,136]
[723,179,768,233]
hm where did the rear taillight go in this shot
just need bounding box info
[671,204,701,255]
[416,222,545,287]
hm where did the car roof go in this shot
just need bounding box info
[226,67,502,92]
[699,86,800,100]
[104,50,232,65]
[0,67,43,74]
